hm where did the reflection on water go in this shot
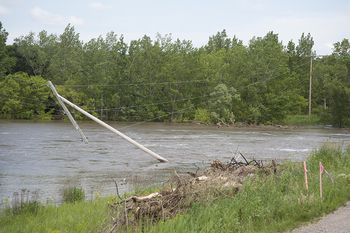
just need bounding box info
[0,120,349,204]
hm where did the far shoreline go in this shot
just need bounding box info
[0,118,346,131]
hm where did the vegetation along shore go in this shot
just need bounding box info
[1,144,350,232]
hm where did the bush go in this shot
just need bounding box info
[11,201,41,215]
[194,108,211,124]
[62,187,85,203]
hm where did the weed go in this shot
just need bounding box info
[62,187,85,203]
[284,114,321,126]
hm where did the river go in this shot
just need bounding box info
[0,120,349,204]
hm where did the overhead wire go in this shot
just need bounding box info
[3,55,317,118]
[118,105,197,130]
[57,79,210,88]
[84,93,213,112]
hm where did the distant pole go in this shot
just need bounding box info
[308,55,313,118]
[48,81,88,143]
[57,94,168,163]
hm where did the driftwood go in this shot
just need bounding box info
[108,155,276,232]
[195,175,209,181]
[125,192,161,203]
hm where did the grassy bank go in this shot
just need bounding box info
[0,197,113,233]
[1,144,350,233]
[146,144,350,233]
[283,114,321,126]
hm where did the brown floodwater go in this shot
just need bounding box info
[0,120,349,204]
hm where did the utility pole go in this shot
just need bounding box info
[59,94,168,162]
[48,81,88,143]
[308,55,313,118]
[48,81,168,162]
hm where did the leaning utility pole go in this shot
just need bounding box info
[48,81,168,163]
[48,81,88,143]
[308,55,313,118]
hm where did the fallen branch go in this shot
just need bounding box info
[126,192,161,203]
[239,152,249,165]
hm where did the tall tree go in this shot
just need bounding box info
[13,31,57,76]
[0,22,14,77]
[48,24,83,84]
[206,30,232,52]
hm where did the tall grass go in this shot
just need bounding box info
[0,196,114,233]
[146,144,350,233]
[62,187,85,203]
[284,114,321,126]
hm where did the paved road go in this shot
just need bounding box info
[290,202,350,233]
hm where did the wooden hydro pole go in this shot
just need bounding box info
[308,55,313,118]
[48,81,168,163]
[48,81,88,143]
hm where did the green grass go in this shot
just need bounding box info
[145,144,350,233]
[0,197,114,233]
[284,114,321,126]
[62,187,85,203]
[1,144,350,233]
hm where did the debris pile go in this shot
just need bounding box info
[107,155,276,232]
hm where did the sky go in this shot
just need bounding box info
[0,0,349,54]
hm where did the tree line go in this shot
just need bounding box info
[0,22,349,127]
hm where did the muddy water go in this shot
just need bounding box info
[0,120,349,204]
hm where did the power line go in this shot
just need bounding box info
[84,93,215,112]
[58,79,210,88]
[119,105,196,130]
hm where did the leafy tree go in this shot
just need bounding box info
[325,80,350,127]
[208,84,240,124]
[0,73,50,119]
[1,24,350,127]
[333,39,350,80]
[206,30,232,52]
[0,22,14,77]
[48,24,83,84]
[13,31,57,76]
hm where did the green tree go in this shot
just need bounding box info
[242,32,293,123]
[48,24,83,84]
[13,31,57,76]
[0,73,50,119]
[206,30,232,52]
[208,84,240,124]
[326,80,350,127]
[0,22,14,77]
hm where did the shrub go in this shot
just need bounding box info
[6,189,41,215]
[194,108,211,124]
[62,187,85,203]
[12,201,41,215]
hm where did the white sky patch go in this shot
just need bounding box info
[247,14,350,54]
[325,42,334,51]
[0,5,9,16]
[30,6,84,26]
[88,2,109,11]
[69,16,84,26]
[1,0,348,54]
